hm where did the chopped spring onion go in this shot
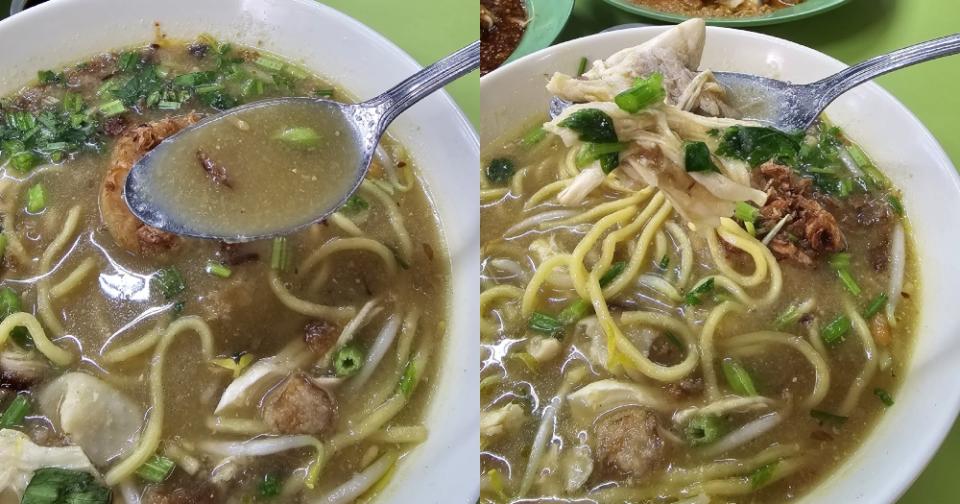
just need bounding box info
[26,183,47,213]
[484,468,508,500]
[0,234,7,260]
[258,473,282,498]
[341,195,369,215]
[744,221,756,236]
[659,255,670,269]
[863,293,889,319]
[528,312,565,337]
[0,287,21,318]
[154,266,186,299]
[240,78,266,97]
[887,195,904,216]
[576,57,588,76]
[575,142,625,169]
[21,468,111,504]
[270,237,290,272]
[810,409,848,425]
[685,278,715,306]
[734,201,760,224]
[117,51,141,72]
[750,461,778,489]
[254,55,285,72]
[11,150,39,172]
[821,315,851,347]
[194,83,224,94]
[598,261,628,288]
[683,141,720,173]
[828,253,861,296]
[685,415,724,446]
[333,344,365,377]
[158,100,182,110]
[558,299,592,325]
[205,261,232,279]
[774,304,802,330]
[273,127,321,150]
[398,360,418,397]
[136,454,176,482]
[521,126,547,146]
[558,109,618,144]
[873,388,895,407]
[614,72,665,113]
[211,352,255,378]
[314,88,335,98]
[98,99,126,117]
[721,358,758,396]
[37,69,61,85]
[283,64,309,80]
[486,158,515,184]
[0,393,30,428]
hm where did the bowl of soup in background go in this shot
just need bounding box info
[0,0,479,502]
[480,26,960,504]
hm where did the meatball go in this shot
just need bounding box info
[261,373,337,435]
[303,320,340,356]
[594,408,665,481]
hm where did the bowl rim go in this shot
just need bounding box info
[481,24,960,503]
[0,0,479,503]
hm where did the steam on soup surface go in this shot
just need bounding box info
[0,36,448,503]
[480,20,916,503]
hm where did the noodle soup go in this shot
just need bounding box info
[0,37,447,503]
[480,20,916,503]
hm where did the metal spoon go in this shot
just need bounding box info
[125,40,479,241]
[551,34,960,131]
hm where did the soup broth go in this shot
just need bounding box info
[0,37,447,504]
[479,21,917,504]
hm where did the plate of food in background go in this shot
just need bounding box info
[481,0,576,75]
[600,0,852,26]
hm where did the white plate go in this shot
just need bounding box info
[0,1,479,502]
[481,26,960,504]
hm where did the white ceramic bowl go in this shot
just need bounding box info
[481,27,960,503]
[0,1,479,502]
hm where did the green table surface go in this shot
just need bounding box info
[319,0,479,129]
[562,1,959,502]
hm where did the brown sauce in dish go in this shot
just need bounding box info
[633,0,801,17]
[480,0,528,75]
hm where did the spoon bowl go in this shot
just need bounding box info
[124,41,479,241]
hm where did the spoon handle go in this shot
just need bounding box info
[369,41,480,126]
[812,33,960,107]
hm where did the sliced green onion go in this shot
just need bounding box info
[0,234,8,260]
[254,55,285,72]
[887,195,904,216]
[685,415,723,446]
[810,409,848,425]
[314,88,335,98]
[194,83,224,94]
[26,183,47,213]
[774,304,802,330]
[821,315,851,347]
[558,299,592,325]
[683,141,720,173]
[11,150,39,172]
[721,358,758,396]
[0,393,30,428]
[614,72,665,113]
[341,195,369,215]
[274,127,321,150]
[873,388,894,407]
[685,278,715,306]
[63,92,84,113]
[21,468,111,504]
[598,261,627,288]
[576,57,588,76]
[258,473,282,498]
[0,287,22,320]
[333,344,364,377]
[98,99,126,117]
[575,142,625,169]
[734,202,760,224]
[283,64,309,80]
[398,360,418,397]
[528,312,564,337]
[271,237,289,272]
[154,266,186,299]
[744,220,756,236]
[828,253,861,296]
[750,461,778,489]
[520,126,547,146]
[659,255,670,269]
[557,109,618,143]
[485,158,515,184]
[205,261,232,279]
[157,100,182,110]
[863,293,888,319]
[37,70,61,85]
[135,454,176,483]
